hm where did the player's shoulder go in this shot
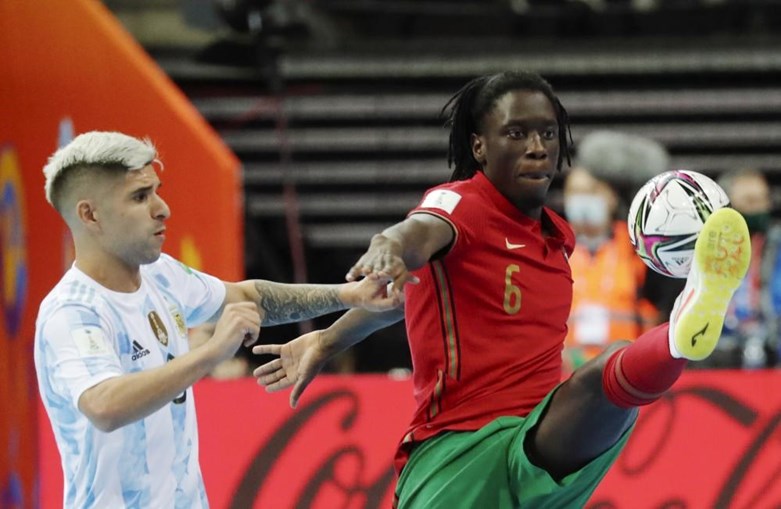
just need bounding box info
[417,175,482,213]
[37,270,107,332]
[40,269,102,312]
[426,175,480,196]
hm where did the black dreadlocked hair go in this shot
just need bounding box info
[442,71,573,182]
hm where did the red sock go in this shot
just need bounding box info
[602,323,688,408]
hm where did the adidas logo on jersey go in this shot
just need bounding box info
[131,340,151,361]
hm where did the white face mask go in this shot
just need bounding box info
[576,233,610,252]
[565,194,609,226]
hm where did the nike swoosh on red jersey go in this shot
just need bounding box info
[505,238,526,250]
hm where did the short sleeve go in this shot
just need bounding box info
[38,305,123,407]
[149,254,227,326]
[408,184,476,256]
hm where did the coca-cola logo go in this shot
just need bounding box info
[37,375,781,508]
[589,384,781,508]
[230,389,397,508]
[219,378,781,509]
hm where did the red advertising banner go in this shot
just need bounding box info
[0,0,242,505]
[38,371,781,508]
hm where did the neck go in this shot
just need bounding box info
[519,204,543,221]
[74,246,142,293]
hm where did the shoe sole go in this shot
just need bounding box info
[673,208,751,361]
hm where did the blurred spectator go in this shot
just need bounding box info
[562,131,683,372]
[702,168,781,369]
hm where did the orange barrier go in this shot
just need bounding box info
[0,0,242,505]
[38,371,781,508]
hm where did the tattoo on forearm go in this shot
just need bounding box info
[255,281,344,325]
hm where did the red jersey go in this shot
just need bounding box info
[396,171,575,471]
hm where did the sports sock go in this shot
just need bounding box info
[602,323,687,408]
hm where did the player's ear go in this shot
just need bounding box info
[76,199,100,229]
[471,133,486,165]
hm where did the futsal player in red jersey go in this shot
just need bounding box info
[254,71,751,507]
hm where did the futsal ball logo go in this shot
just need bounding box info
[627,169,729,278]
[0,147,28,338]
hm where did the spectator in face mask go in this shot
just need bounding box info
[711,168,781,368]
[561,131,683,372]
[563,168,614,254]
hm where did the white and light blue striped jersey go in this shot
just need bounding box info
[34,253,226,509]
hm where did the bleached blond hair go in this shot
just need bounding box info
[43,131,159,208]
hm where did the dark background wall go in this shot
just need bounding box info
[105,0,781,372]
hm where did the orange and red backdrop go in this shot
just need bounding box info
[0,0,242,506]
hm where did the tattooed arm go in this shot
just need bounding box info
[217,277,402,326]
[235,280,344,326]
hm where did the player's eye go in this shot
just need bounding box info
[507,128,525,139]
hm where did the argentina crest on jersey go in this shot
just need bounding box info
[164,298,188,337]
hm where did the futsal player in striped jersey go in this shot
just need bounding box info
[34,131,400,509]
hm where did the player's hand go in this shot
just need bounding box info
[253,330,329,408]
[209,302,261,364]
[341,273,404,312]
[345,234,419,294]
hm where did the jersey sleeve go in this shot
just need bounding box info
[151,254,227,327]
[407,183,476,256]
[38,305,123,408]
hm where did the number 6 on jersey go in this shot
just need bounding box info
[504,264,521,314]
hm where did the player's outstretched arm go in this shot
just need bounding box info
[221,272,401,329]
[345,213,454,292]
[254,307,404,408]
